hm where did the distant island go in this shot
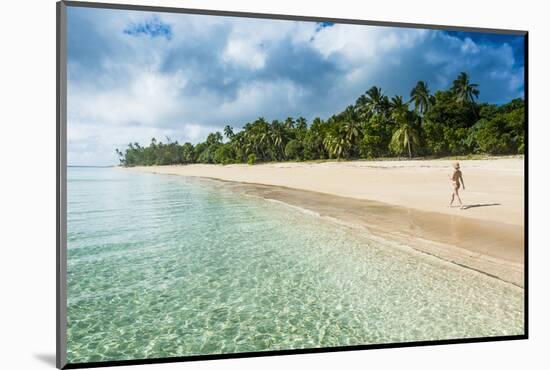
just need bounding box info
[116,72,525,166]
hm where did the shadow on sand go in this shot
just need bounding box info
[461,203,501,210]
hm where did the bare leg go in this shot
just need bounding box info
[454,187,463,207]
[449,192,455,207]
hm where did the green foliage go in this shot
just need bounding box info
[475,118,513,154]
[422,121,447,155]
[324,123,351,159]
[518,142,525,154]
[303,117,328,160]
[247,154,256,165]
[424,91,478,129]
[410,81,433,115]
[498,98,524,114]
[445,127,470,155]
[214,144,236,165]
[195,142,216,164]
[284,140,303,161]
[359,114,393,158]
[451,72,480,107]
[390,123,420,158]
[116,72,525,166]
[478,103,499,120]
[423,123,471,156]
[181,142,195,164]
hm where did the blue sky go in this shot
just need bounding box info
[67,6,525,166]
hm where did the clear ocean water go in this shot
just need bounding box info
[66,167,524,363]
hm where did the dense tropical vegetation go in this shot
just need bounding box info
[117,72,525,166]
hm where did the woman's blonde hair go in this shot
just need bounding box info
[453,162,460,169]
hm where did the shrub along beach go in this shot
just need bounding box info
[116,73,525,166]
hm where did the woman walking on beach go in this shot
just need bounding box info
[449,162,466,208]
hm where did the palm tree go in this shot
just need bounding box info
[323,129,349,159]
[206,132,223,146]
[270,120,286,160]
[284,117,295,130]
[245,117,271,160]
[388,95,418,159]
[355,93,370,121]
[409,81,433,116]
[390,95,409,117]
[224,125,234,141]
[231,132,245,161]
[365,86,387,116]
[295,116,308,141]
[451,72,479,106]
[341,105,362,145]
[296,117,307,131]
[307,117,328,159]
[390,123,419,159]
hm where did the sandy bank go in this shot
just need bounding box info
[126,158,525,286]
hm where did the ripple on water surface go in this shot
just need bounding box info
[66,167,524,363]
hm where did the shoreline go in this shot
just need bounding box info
[126,158,524,226]
[125,158,525,287]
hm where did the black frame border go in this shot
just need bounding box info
[56,1,529,369]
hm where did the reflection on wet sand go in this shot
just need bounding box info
[216,180,524,287]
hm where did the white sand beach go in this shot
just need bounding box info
[130,158,524,226]
[127,157,525,286]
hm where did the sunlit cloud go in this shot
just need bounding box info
[66,6,524,165]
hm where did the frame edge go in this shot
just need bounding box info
[62,0,527,35]
[57,1,68,368]
[55,1,529,368]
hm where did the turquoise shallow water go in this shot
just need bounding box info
[66,167,524,363]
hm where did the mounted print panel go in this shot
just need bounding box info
[57,1,527,368]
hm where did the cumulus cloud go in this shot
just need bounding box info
[66,6,524,165]
[223,39,267,70]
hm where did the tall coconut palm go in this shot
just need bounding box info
[355,93,370,121]
[323,128,349,159]
[365,86,387,116]
[232,132,245,159]
[270,120,286,160]
[389,96,418,159]
[250,118,271,160]
[295,116,308,142]
[284,117,295,130]
[409,81,433,116]
[223,125,234,141]
[295,117,307,131]
[451,72,479,106]
[390,95,409,117]
[390,123,419,159]
[341,105,362,145]
[206,132,223,146]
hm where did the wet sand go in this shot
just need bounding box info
[210,180,524,287]
[128,159,524,226]
[127,158,525,287]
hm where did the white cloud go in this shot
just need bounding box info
[182,123,219,142]
[68,67,188,128]
[219,79,307,119]
[310,24,427,64]
[67,7,524,165]
[223,39,267,70]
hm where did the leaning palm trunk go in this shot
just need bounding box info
[391,123,418,159]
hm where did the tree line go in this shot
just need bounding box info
[117,72,525,166]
